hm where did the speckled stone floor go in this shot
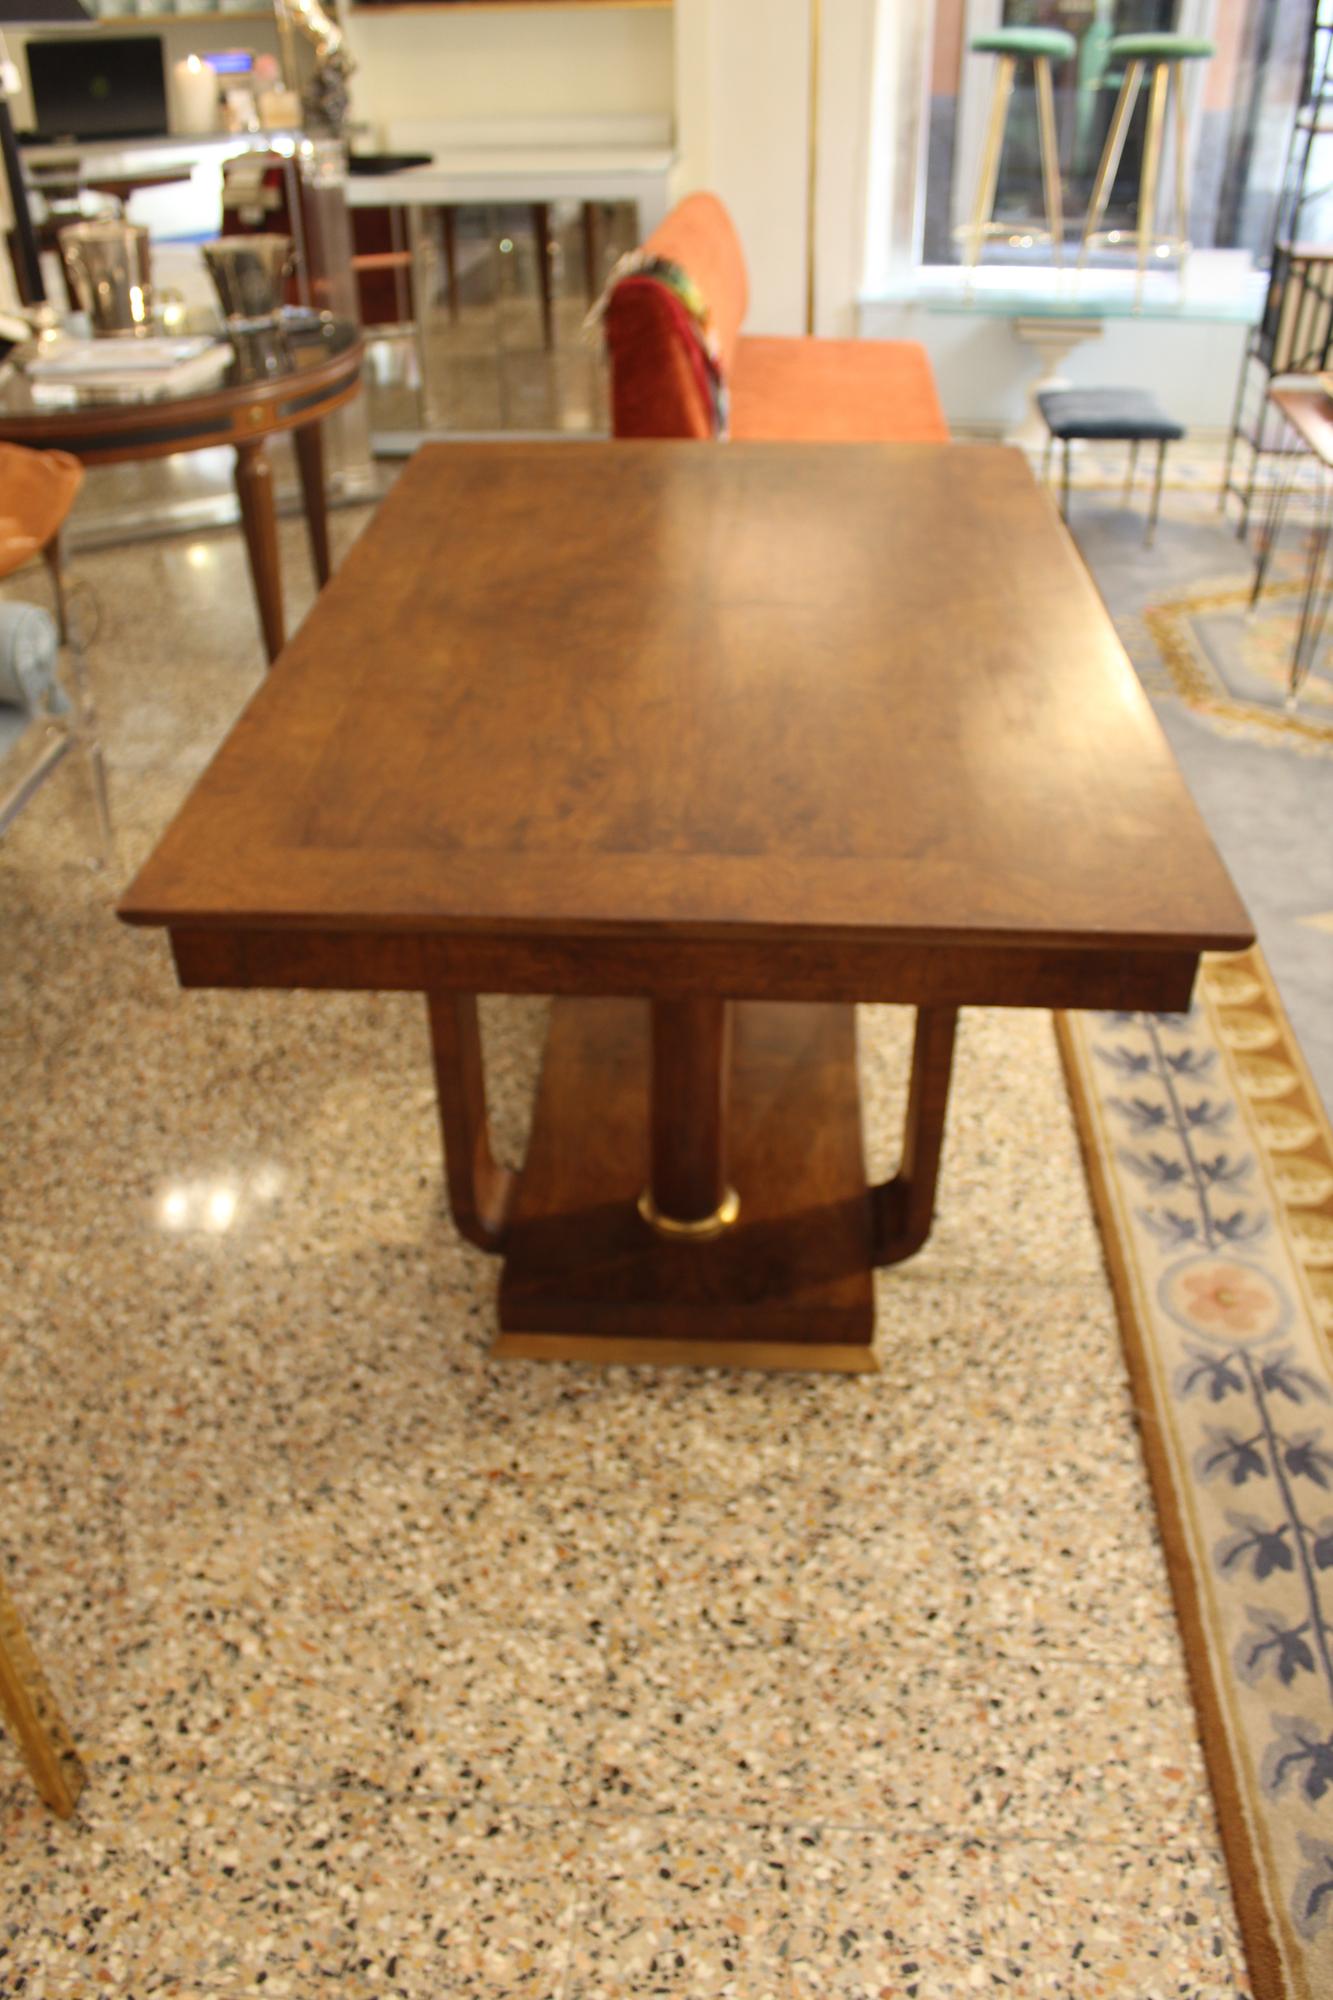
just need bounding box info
[0,494,1258,1997]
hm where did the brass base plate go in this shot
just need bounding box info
[494,1332,879,1375]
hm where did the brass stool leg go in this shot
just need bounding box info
[0,1571,85,1818]
[1137,61,1170,307]
[1146,438,1168,547]
[1080,59,1143,268]
[1062,438,1073,523]
[1042,431,1054,485]
[965,57,1016,275]
[1172,61,1191,285]
[1034,56,1065,268]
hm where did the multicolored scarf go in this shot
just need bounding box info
[587,251,730,438]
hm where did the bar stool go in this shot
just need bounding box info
[963,27,1076,275]
[1079,33,1214,301]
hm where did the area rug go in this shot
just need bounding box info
[1059,948,1333,2000]
[1145,579,1333,753]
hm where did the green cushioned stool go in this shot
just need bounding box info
[1080,32,1215,302]
[964,26,1077,277]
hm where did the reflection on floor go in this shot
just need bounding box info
[68,202,634,544]
[0,506,1253,1996]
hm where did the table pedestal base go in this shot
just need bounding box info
[496,998,878,1372]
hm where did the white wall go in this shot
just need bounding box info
[673,0,810,335]
[344,3,674,133]
[859,295,1251,434]
[671,0,883,338]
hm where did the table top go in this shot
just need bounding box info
[1272,384,1333,464]
[120,441,1249,973]
[0,314,358,425]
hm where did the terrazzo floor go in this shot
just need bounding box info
[0,495,1258,1996]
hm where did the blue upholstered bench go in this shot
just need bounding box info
[1037,387,1185,547]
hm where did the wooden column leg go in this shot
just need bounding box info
[427,993,515,1253]
[0,1571,85,1818]
[871,1006,958,1266]
[234,440,284,666]
[294,420,331,589]
[532,201,555,350]
[640,998,738,1239]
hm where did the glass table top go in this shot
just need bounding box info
[0,311,360,421]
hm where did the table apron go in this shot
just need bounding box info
[166,925,1205,1014]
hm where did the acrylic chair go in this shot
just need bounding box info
[0,443,112,862]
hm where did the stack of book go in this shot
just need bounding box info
[26,335,231,404]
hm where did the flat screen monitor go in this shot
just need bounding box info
[27,36,168,143]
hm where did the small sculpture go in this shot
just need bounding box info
[275,0,356,139]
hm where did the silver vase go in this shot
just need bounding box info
[59,221,154,337]
[202,235,292,327]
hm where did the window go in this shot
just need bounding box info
[922,0,1311,273]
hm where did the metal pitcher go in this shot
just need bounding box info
[202,235,292,326]
[59,221,154,337]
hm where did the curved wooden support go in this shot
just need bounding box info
[427,992,516,1253]
[0,1571,85,1818]
[871,1005,958,1266]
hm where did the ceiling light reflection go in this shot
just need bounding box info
[207,1187,238,1231]
[155,1167,285,1236]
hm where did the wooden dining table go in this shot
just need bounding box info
[118,441,1252,1372]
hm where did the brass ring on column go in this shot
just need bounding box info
[637,1186,740,1242]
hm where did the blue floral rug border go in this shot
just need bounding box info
[1059,950,1333,2000]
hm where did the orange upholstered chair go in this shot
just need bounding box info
[603,192,950,444]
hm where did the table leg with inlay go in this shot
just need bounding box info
[234,439,285,666]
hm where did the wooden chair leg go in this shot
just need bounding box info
[0,1571,85,1818]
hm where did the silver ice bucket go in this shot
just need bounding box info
[59,221,154,337]
[202,235,292,327]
